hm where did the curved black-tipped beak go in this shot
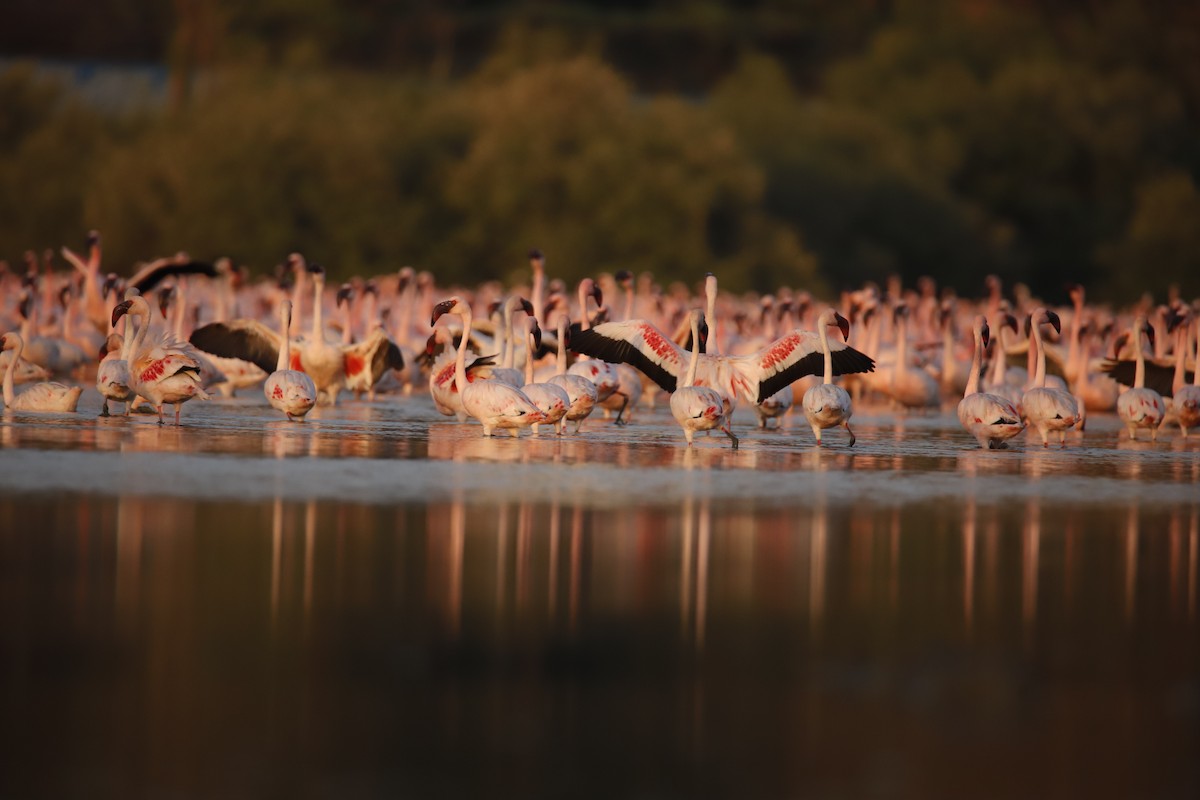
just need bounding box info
[591,284,603,306]
[528,248,544,262]
[520,298,534,316]
[1165,309,1188,333]
[531,322,543,351]
[1144,322,1156,350]
[1046,310,1062,335]
[431,299,456,327]
[1003,313,1019,333]
[615,269,633,284]
[981,322,991,350]
[835,312,850,342]
[307,262,325,276]
[111,300,132,328]
[337,284,354,306]
[364,280,378,297]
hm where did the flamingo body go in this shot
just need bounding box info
[1,332,82,412]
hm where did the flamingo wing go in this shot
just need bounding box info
[129,258,221,295]
[190,319,281,374]
[736,331,876,404]
[567,320,687,393]
[1099,359,1187,397]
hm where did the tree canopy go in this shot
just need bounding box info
[2,0,1197,302]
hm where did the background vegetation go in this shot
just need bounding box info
[2,0,1198,301]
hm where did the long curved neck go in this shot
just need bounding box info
[502,303,515,369]
[2,340,16,406]
[577,284,591,331]
[706,289,720,356]
[524,328,536,385]
[989,328,1008,386]
[1133,325,1146,389]
[1172,325,1188,392]
[454,306,472,390]
[1067,301,1082,375]
[532,265,545,328]
[819,318,833,385]
[173,283,187,339]
[1032,322,1047,388]
[941,319,955,383]
[556,320,568,376]
[965,326,981,397]
[278,305,292,371]
[291,270,307,337]
[683,318,701,388]
[1075,329,1091,390]
[623,286,634,322]
[311,279,324,342]
[341,300,353,345]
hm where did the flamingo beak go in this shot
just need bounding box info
[591,284,603,306]
[520,298,534,316]
[111,300,131,328]
[835,312,850,342]
[532,323,543,350]
[1144,323,1156,350]
[430,299,456,326]
[981,323,991,350]
[1023,315,1033,338]
[1003,313,1019,333]
[1046,310,1062,335]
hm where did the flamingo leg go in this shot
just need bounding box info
[175,403,182,425]
[612,393,630,426]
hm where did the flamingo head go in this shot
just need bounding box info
[980,320,991,350]
[337,283,354,307]
[615,269,633,289]
[111,299,134,327]
[529,319,543,351]
[984,274,1001,297]
[1141,318,1156,350]
[397,266,415,293]
[519,297,534,317]
[834,311,851,342]
[0,333,12,351]
[1166,307,1191,334]
[578,277,602,309]
[86,230,100,248]
[307,262,325,278]
[528,248,544,269]
[892,303,909,324]
[1002,312,1019,335]
[1065,283,1084,306]
[363,280,378,298]
[431,297,465,326]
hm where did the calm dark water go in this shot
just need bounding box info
[1,392,1198,799]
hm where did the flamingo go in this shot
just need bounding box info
[957,316,1025,449]
[0,332,83,412]
[1173,313,1200,437]
[426,326,500,421]
[671,309,737,448]
[96,332,133,417]
[294,263,346,405]
[263,301,318,421]
[888,303,940,410]
[112,295,209,425]
[431,296,545,437]
[1115,316,1166,441]
[338,282,405,401]
[491,294,535,388]
[546,316,598,434]
[1021,308,1080,447]
[568,278,625,419]
[802,308,857,447]
[567,308,875,415]
[519,318,570,435]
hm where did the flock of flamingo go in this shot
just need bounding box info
[1,233,1197,451]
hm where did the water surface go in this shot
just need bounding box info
[1,391,1197,798]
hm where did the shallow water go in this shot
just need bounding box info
[1,389,1198,798]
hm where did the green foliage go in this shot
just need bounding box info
[1,1,1198,303]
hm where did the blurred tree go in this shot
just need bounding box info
[1098,171,1200,301]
